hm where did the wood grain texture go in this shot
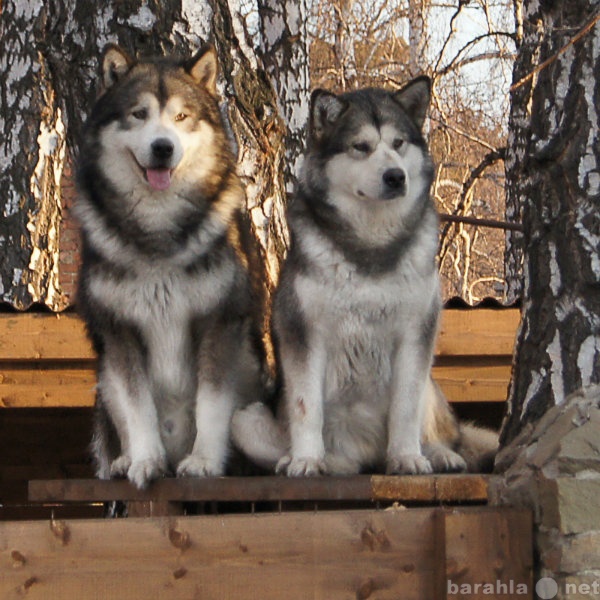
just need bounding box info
[28,474,491,504]
[0,509,438,600]
[0,310,519,407]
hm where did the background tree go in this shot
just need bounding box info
[257,0,310,189]
[501,0,600,444]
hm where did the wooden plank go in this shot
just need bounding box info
[436,308,520,357]
[433,363,512,403]
[0,313,95,361]
[0,363,511,407]
[444,508,533,599]
[0,365,95,408]
[28,475,490,504]
[0,309,520,362]
[0,310,518,408]
[0,509,439,600]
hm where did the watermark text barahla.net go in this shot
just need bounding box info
[447,577,600,598]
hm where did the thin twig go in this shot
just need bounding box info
[439,213,523,232]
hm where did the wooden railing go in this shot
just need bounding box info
[0,308,519,408]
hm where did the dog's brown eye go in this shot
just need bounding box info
[353,142,371,153]
[131,108,147,120]
[393,138,404,150]
[174,113,188,122]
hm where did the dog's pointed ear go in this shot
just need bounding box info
[101,44,135,91]
[186,44,218,95]
[393,76,431,130]
[310,89,348,142]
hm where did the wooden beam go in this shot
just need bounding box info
[0,365,95,408]
[0,310,520,407]
[435,308,520,357]
[0,313,95,361]
[28,474,491,504]
[432,363,512,403]
[0,309,520,362]
[0,507,531,600]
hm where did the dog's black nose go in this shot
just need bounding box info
[382,168,406,191]
[151,139,174,161]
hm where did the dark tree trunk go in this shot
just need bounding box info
[0,1,288,321]
[501,0,600,445]
[503,0,524,304]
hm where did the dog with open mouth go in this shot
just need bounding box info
[76,44,262,489]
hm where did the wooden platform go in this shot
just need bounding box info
[0,308,519,408]
[0,504,532,599]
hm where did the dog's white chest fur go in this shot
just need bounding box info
[295,235,438,405]
[90,259,233,394]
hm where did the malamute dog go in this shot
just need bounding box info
[233,79,497,475]
[76,44,261,489]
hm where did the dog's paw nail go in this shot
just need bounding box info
[110,455,132,477]
[387,454,432,475]
[284,456,326,477]
[427,448,467,473]
[127,457,166,489]
[177,455,223,478]
[275,455,291,475]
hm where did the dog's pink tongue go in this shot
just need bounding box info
[146,168,172,191]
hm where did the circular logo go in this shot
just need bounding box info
[535,577,558,599]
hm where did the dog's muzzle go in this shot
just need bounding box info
[151,138,174,163]
[144,138,175,191]
[381,168,406,199]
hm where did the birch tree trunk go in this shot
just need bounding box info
[0,1,287,321]
[408,0,427,76]
[503,0,525,304]
[501,0,600,444]
[257,0,310,190]
[0,1,68,310]
[334,0,357,90]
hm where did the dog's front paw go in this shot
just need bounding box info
[127,456,167,489]
[110,455,132,478]
[176,454,224,478]
[386,454,433,475]
[424,444,467,473]
[276,455,326,477]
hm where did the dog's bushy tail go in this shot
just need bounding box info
[231,402,287,471]
[456,422,499,473]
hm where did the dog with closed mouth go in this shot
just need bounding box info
[232,79,497,476]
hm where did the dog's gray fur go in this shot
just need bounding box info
[232,79,497,475]
[76,44,261,489]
